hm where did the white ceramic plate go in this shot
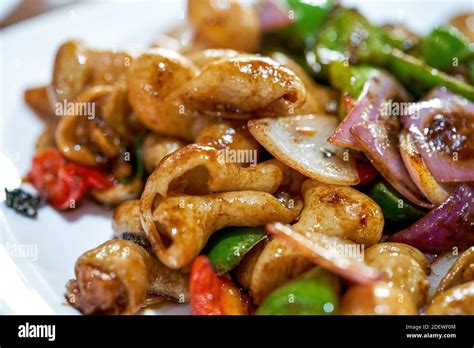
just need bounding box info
[0,0,471,315]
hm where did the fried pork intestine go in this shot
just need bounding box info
[66,239,189,315]
[185,50,337,118]
[364,243,430,309]
[269,52,339,116]
[23,41,136,180]
[335,243,431,314]
[144,143,289,197]
[137,106,295,270]
[145,190,302,270]
[52,82,145,205]
[340,282,418,315]
[52,40,133,103]
[181,55,306,119]
[152,0,261,54]
[50,41,146,205]
[55,84,124,165]
[34,38,309,167]
[425,281,474,315]
[112,199,144,236]
[54,45,272,204]
[127,48,307,140]
[45,40,138,164]
[67,199,195,315]
[236,179,384,303]
[139,142,304,269]
[187,0,260,53]
[50,42,307,170]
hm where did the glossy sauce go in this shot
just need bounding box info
[425,112,474,160]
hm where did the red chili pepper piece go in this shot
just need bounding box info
[356,160,377,185]
[190,256,250,315]
[28,149,114,210]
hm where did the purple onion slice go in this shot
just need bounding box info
[351,120,432,208]
[329,73,409,150]
[399,129,453,206]
[388,184,474,252]
[402,88,474,183]
[258,0,292,32]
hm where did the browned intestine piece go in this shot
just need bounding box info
[142,133,186,174]
[24,85,56,123]
[235,239,313,304]
[35,127,56,154]
[291,180,383,246]
[143,143,288,198]
[66,239,190,315]
[236,179,383,303]
[433,247,474,298]
[127,48,200,141]
[54,85,122,166]
[187,48,241,69]
[89,177,143,206]
[112,199,144,237]
[100,79,136,141]
[66,240,157,315]
[52,40,89,103]
[41,40,137,164]
[141,190,302,269]
[187,0,261,53]
[449,12,474,42]
[340,282,418,315]
[52,40,132,103]
[270,52,339,115]
[50,41,140,170]
[182,55,306,119]
[364,242,430,309]
[425,281,474,315]
[151,24,208,54]
[193,118,260,159]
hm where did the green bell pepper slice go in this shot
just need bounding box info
[328,61,381,98]
[314,8,474,100]
[386,49,474,100]
[286,0,336,47]
[315,8,391,67]
[204,227,267,275]
[328,61,384,120]
[260,0,336,68]
[419,25,472,71]
[257,267,339,315]
[468,59,474,85]
[369,182,426,228]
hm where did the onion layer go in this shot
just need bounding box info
[399,129,452,206]
[351,121,432,208]
[329,73,409,150]
[401,88,474,183]
[267,222,381,284]
[258,0,291,32]
[388,184,474,252]
[248,114,359,185]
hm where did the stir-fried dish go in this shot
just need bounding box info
[10,0,474,315]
